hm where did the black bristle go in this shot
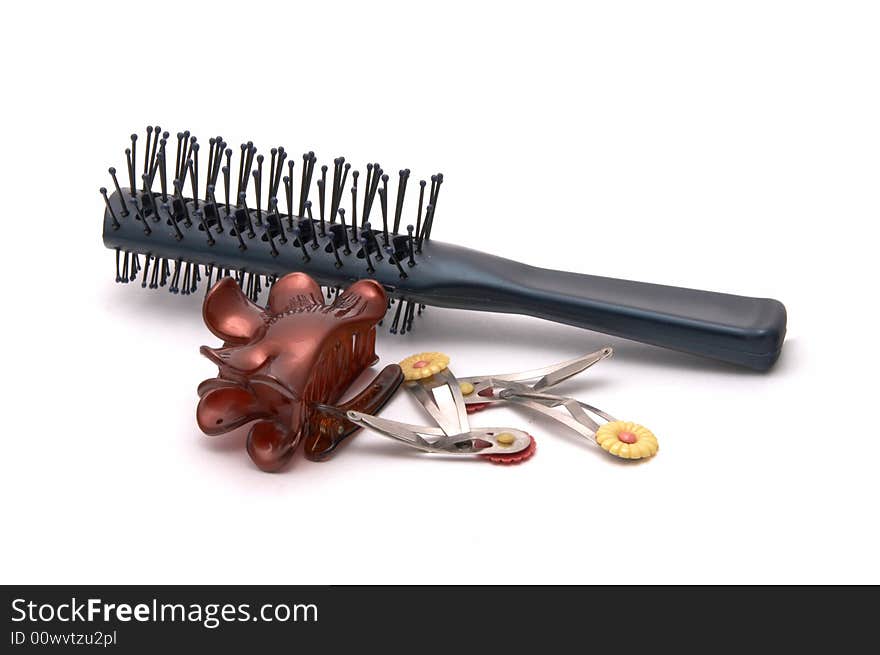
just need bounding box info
[389,298,405,334]
[143,127,153,183]
[150,258,159,289]
[164,202,183,240]
[242,142,256,194]
[204,264,214,295]
[386,243,408,279]
[328,230,343,268]
[298,153,309,215]
[269,197,286,244]
[206,184,223,234]
[415,179,426,251]
[181,261,190,295]
[125,148,135,193]
[273,148,287,199]
[361,223,376,273]
[399,300,410,335]
[406,225,416,267]
[129,134,138,192]
[425,173,443,240]
[174,133,184,180]
[265,198,279,257]
[206,138,216,197]
[172,179,191,227]
[393,169,409,234]
[121,251,130,283]
[254,154,264,225]
[237,143,247,195]
[405,301,417,333]
[283,175,293,229]
[141,254,152,288]
[178,136,193,191]
[422,204,434,245]
[364,164,374,221]
[285,159,296,227]
[190,143,200,209]
[268,149,277,203]
[379,174,390,245]
[238,191,256,238]
[351,170,360,239]
[169,259,182,294]
[100,187,120,229]
[141,175,160,224]
[318,165,327,234]
[194,208,214,245]
[159,258,169,287]
[158,150,168,201]
[151,128,162,180]
[337,208,351,254]
[305,152,317,207]
[305,201,319,249]
[108,167,129,215]
[222,164,231,213]
[137,198,152,236]
[293,226,311,262]
[364,163,382,223]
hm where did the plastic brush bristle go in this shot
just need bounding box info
[101,127,443,332]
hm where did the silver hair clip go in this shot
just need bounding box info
[334,348,658,464]
[395,348,658,461]
[340,350,535,463]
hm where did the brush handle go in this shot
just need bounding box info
[408,243,787,371]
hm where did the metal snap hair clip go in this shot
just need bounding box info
[457,348,659,460]
[331,408,534,462]
[369,351,539,464]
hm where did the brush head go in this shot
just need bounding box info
[102,127,444,332]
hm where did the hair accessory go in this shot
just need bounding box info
[400,352,451,381]
[595,421,658,460]
[483,434,537,465]
[196,272,403,471]
[341,350,536,463]
[457,347,659,460]
[101,127,787,370]
[340,411,535,461]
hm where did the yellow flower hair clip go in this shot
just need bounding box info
[595,421,659,460]
[399,351,450,381]
[455,348,659,462]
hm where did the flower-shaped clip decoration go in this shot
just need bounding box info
[457,348,659,461]
[400,352,451,381]
[595,421,658,460]
[196,272,403,472]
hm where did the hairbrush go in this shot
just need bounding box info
[101,127,787,371]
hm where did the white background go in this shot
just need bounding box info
[1,1,878,584]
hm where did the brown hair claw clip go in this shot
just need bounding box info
[196,272,403,471]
